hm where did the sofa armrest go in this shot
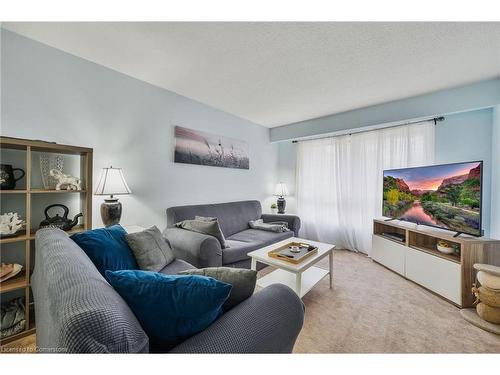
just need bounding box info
[170,284,305,353]
[163,227,222,268]
[261,214,301,236]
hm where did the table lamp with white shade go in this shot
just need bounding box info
[274,182,289,214]
[94,166,131,227]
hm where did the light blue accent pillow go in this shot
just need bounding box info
[105,270,232,347]
[71,225,138,278]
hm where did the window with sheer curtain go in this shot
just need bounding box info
[296,121,435,255]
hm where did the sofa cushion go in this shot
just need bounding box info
[223,241,258,265]
[126,226,175,272]
[223,229,293,264]
[159,259,196,275]
[167,200,262,237]
[105,270,232,349]
[179,267,257,310]
[70,225,138,278]
[175,218,228,249]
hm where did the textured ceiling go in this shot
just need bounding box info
[3,22,500,127]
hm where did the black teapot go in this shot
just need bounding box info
[39,204,83,231]
[0,164,25,190]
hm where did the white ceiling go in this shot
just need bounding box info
[3,22,500,127]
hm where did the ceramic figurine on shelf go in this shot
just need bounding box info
[0,212,25,238]
[50,169,82,191]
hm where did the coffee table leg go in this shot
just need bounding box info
[329,250,333,288]
[251,257,257,271]
[295,272,302,297]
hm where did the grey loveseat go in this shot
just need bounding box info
[32,228,304,353]
[164,200,301,269]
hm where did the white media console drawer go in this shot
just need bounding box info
[372,235,406,276]
[405,246,461,305]
[371,233,461,305]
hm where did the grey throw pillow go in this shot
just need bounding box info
[175,218,228,249]
[125,226,175,272]
[179,267,257,310]
[249,219,290,233]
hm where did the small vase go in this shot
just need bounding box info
[271,208,278,214]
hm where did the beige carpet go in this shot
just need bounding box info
[258,250,500,353]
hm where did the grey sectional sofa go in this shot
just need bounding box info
[163,200,301,269]
[32,228,305,353]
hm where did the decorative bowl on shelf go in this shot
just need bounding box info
[436,240,454,254]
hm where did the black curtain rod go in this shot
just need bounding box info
[291,116,445,143]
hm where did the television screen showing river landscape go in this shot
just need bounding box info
[383,161,482,236]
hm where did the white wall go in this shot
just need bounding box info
[491,105,500,239]
[277,108,495,237]
[277,141,298,214]
[1,30,278,229]
[270,78,500,142]
[434,109,493,236]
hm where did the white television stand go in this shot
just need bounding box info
[371,218,500,307]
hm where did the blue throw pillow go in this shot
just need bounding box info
[71,225,138,277]
[105,270,232,346]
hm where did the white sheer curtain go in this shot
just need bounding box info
[296,121,435,255]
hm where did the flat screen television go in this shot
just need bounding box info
[382,161,483,236]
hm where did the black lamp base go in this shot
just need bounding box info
[277,197,286,214]
[100,198,122,227]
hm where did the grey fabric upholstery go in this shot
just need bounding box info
[159,258,196,275]
[222,258,252,270]
[170,284,305,353]
[33,228,304,353]
[224,230,293,264]
[163,227,222,268]
[227,228,293,243]
[261,214,301,236]
[179,267,257,310]
[216,259,269,271]
[32,229,149,353]
[167,200,262,237]
[249,218,290,233]
[126,226,175,271]
[174,218,228,248]
[164,201,300,268]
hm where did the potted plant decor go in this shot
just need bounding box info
[270,203,278,214]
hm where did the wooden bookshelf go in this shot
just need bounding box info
[0,190,28,194]
[0,230,28,244]
[30,189,87,194]
[0,136,93,346]
[0,271,28,293]
[372,218,500,307]
[28,224,86,239]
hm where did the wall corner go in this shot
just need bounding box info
[491,105,500,239]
